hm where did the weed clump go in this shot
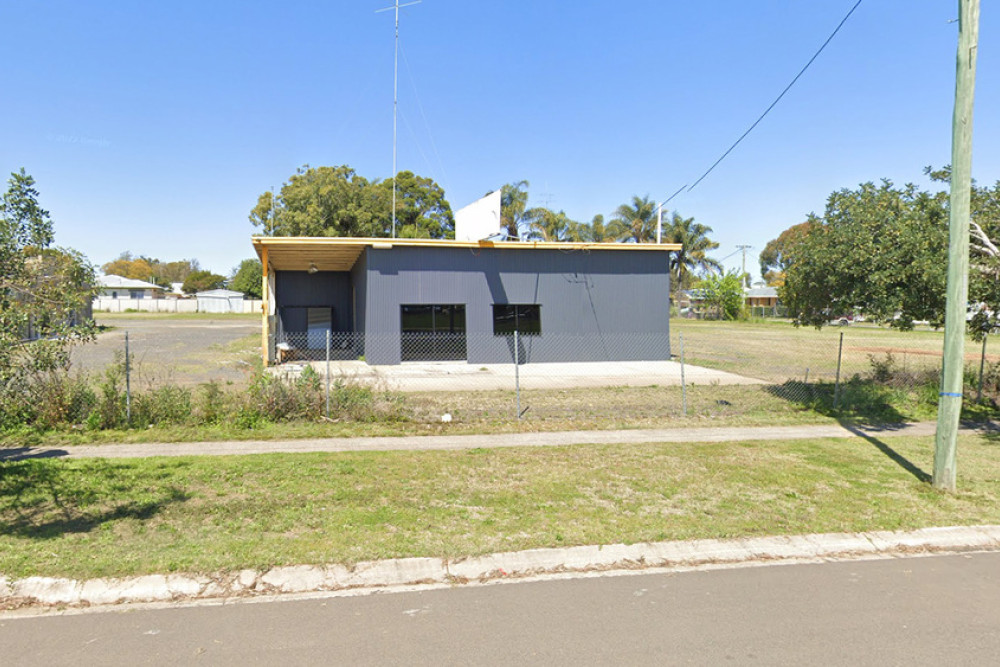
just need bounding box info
[0,358,407,435]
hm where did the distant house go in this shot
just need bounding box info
[675,289,709,319]
[196,289,245,314]
[745,286,782,317]
[97,275,165,300]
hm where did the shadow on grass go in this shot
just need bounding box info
[766,379,932,483]
[764,380,909,424]
[839,423,932,483]
[0,447,69,462]
[0,459,190,539]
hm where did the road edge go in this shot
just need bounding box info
[3,525,999,614]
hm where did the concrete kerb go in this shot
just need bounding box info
[4,525,1000,611]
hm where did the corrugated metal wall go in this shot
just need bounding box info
[361,246,670,365]
[274,271,353,333]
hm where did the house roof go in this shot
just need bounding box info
[252,236,682,272]
[745,287,779,298]
[196,289,244,298]
[98,275,163,290]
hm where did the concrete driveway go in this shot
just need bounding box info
[281,359,765,392]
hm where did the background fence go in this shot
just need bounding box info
[93,297,263,314]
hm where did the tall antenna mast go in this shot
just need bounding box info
[376,0,421,238]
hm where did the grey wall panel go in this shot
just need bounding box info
[274,271,353,333]
[362,246,671,365]
[350,254,367,333]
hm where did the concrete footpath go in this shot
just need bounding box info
[1,420,989,461]
[5,526,1000,614]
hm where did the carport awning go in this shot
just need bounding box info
[252,236,681,272]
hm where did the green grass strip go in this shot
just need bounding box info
[3,434,1000,580]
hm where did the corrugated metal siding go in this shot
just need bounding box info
[363,246,670,364]
[274,271,353,332]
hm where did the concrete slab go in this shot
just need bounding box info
[287,359,765,391]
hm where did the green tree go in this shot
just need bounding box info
[182,270,227,294]
[101,253,199,287]
[759,221,816,286]
[611,195,658,243]
[523,207,580,241]
[381,171,454,239]
[1,169,96,416]
[499,180,530,239]
[782,179,949,329]
[700,271,746,320]
[663,212,721,289]
[230,259,263,298]
[250,165,453,239]
[573,214,625,243]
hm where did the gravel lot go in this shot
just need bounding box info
[70,314,261,387]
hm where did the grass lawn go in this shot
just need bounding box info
[3,433,1000,580]
[670,318,996,383]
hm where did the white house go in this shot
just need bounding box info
[97,275,165,299]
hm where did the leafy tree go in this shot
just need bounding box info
[499,180,530,240]
[250,165,453,239]
[230,259,263,298]
[182,270,226,294]
[782,179,949,329]
[662,212,721,289]
[1,169,96,415]
[101,252,199,287]
[101,252,154,282]
[700,271,746,320]
[381,171,454,239]
[759,221,816,287]
[611,195,658,243]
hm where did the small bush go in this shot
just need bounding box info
[197,381,226,424]
[133,385,193,426]
[0,358,410,434]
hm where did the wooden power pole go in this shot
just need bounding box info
[934,0,980,492]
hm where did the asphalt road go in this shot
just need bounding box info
[3,552,1000,666]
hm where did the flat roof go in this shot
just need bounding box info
[252,236,681,272]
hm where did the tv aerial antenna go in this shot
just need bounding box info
[376,0,422,238]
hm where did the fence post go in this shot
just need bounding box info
[514,330,521,420]
[679,332,687,417]
[325,329,331,419]
[977,331,988,403]
[125,331,131,426]
[834,331,844,410]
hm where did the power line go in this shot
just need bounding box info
[685,0,864,194]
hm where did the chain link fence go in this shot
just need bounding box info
[88,320,1000,428]
[262,323,1000,425]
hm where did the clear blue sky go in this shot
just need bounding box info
[3,1,996,281]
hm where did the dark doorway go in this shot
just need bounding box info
[401,304,466,361]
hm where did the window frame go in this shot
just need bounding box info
[492,303,541,336]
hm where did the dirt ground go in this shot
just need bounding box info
[70,314,261,387]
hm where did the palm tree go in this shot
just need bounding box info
[523,207,579,242]
[610,195,658,243]
[574,214,626,242]
[663,212,722,288]
[499,181,530,239]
